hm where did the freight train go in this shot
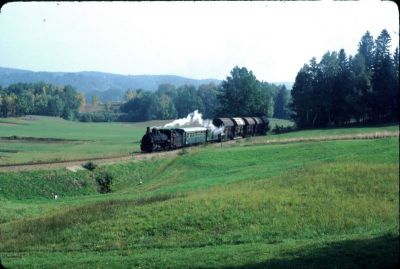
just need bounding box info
[140,116,270,153]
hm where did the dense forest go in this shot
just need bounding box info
[291,29,399,128]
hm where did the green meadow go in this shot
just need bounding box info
[0,117,398,268]
[0,116,396,166]
[0,116,169,165]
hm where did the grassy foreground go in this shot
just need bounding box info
[0,126,398,268]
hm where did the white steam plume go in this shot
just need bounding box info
[202,118,225,135]
[164,110,203,128]
[163,110,224,135]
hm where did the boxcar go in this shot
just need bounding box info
[212,118,235,140]
[231,117,245,138]
[252,117,263,135]
[242,117,256,137]
[260,116,270,135]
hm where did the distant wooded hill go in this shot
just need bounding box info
[0,66,221,96]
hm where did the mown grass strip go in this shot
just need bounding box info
[241,131,399,147]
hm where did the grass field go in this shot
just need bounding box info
[0,116,397,166]
[0,116,171,165]
[0,117,398,268]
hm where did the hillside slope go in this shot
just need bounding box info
[0,127,398,268]
[0,67,221,93]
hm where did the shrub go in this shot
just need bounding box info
[272,124,295,134]
[79,113,92,122]
[78,112,126,122]
[83,161,97,171]
[95,171,113,193]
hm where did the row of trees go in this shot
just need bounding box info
[0,76,289,122]
[291,29,399,128]
[0,82,84,119]
[120,83,219,121]
[119,76,289,122]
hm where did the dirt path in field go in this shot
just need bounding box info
[1,131,398,172]
[241,130,400,146]
[0,150,182,172]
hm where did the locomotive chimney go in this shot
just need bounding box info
[146,127,150,134]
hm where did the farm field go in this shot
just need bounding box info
[0,120,398,268]
[0,116,171,165]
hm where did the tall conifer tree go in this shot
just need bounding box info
[372,29,393,120]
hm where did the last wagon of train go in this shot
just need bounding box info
[140,116,269,153]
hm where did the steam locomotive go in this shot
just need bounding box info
[140,116,270,153]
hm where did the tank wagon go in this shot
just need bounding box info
[140,116,269,153]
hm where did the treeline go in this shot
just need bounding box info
[0,77,289,122]
[0,82,84,119]
[120,83,218,121]
[291,29,399,128]
[118,76,289,122]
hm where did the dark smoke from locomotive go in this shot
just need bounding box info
[140,116,270,153]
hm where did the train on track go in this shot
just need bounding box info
[140,116,270,153]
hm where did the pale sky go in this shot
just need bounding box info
[0,1,398,82]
